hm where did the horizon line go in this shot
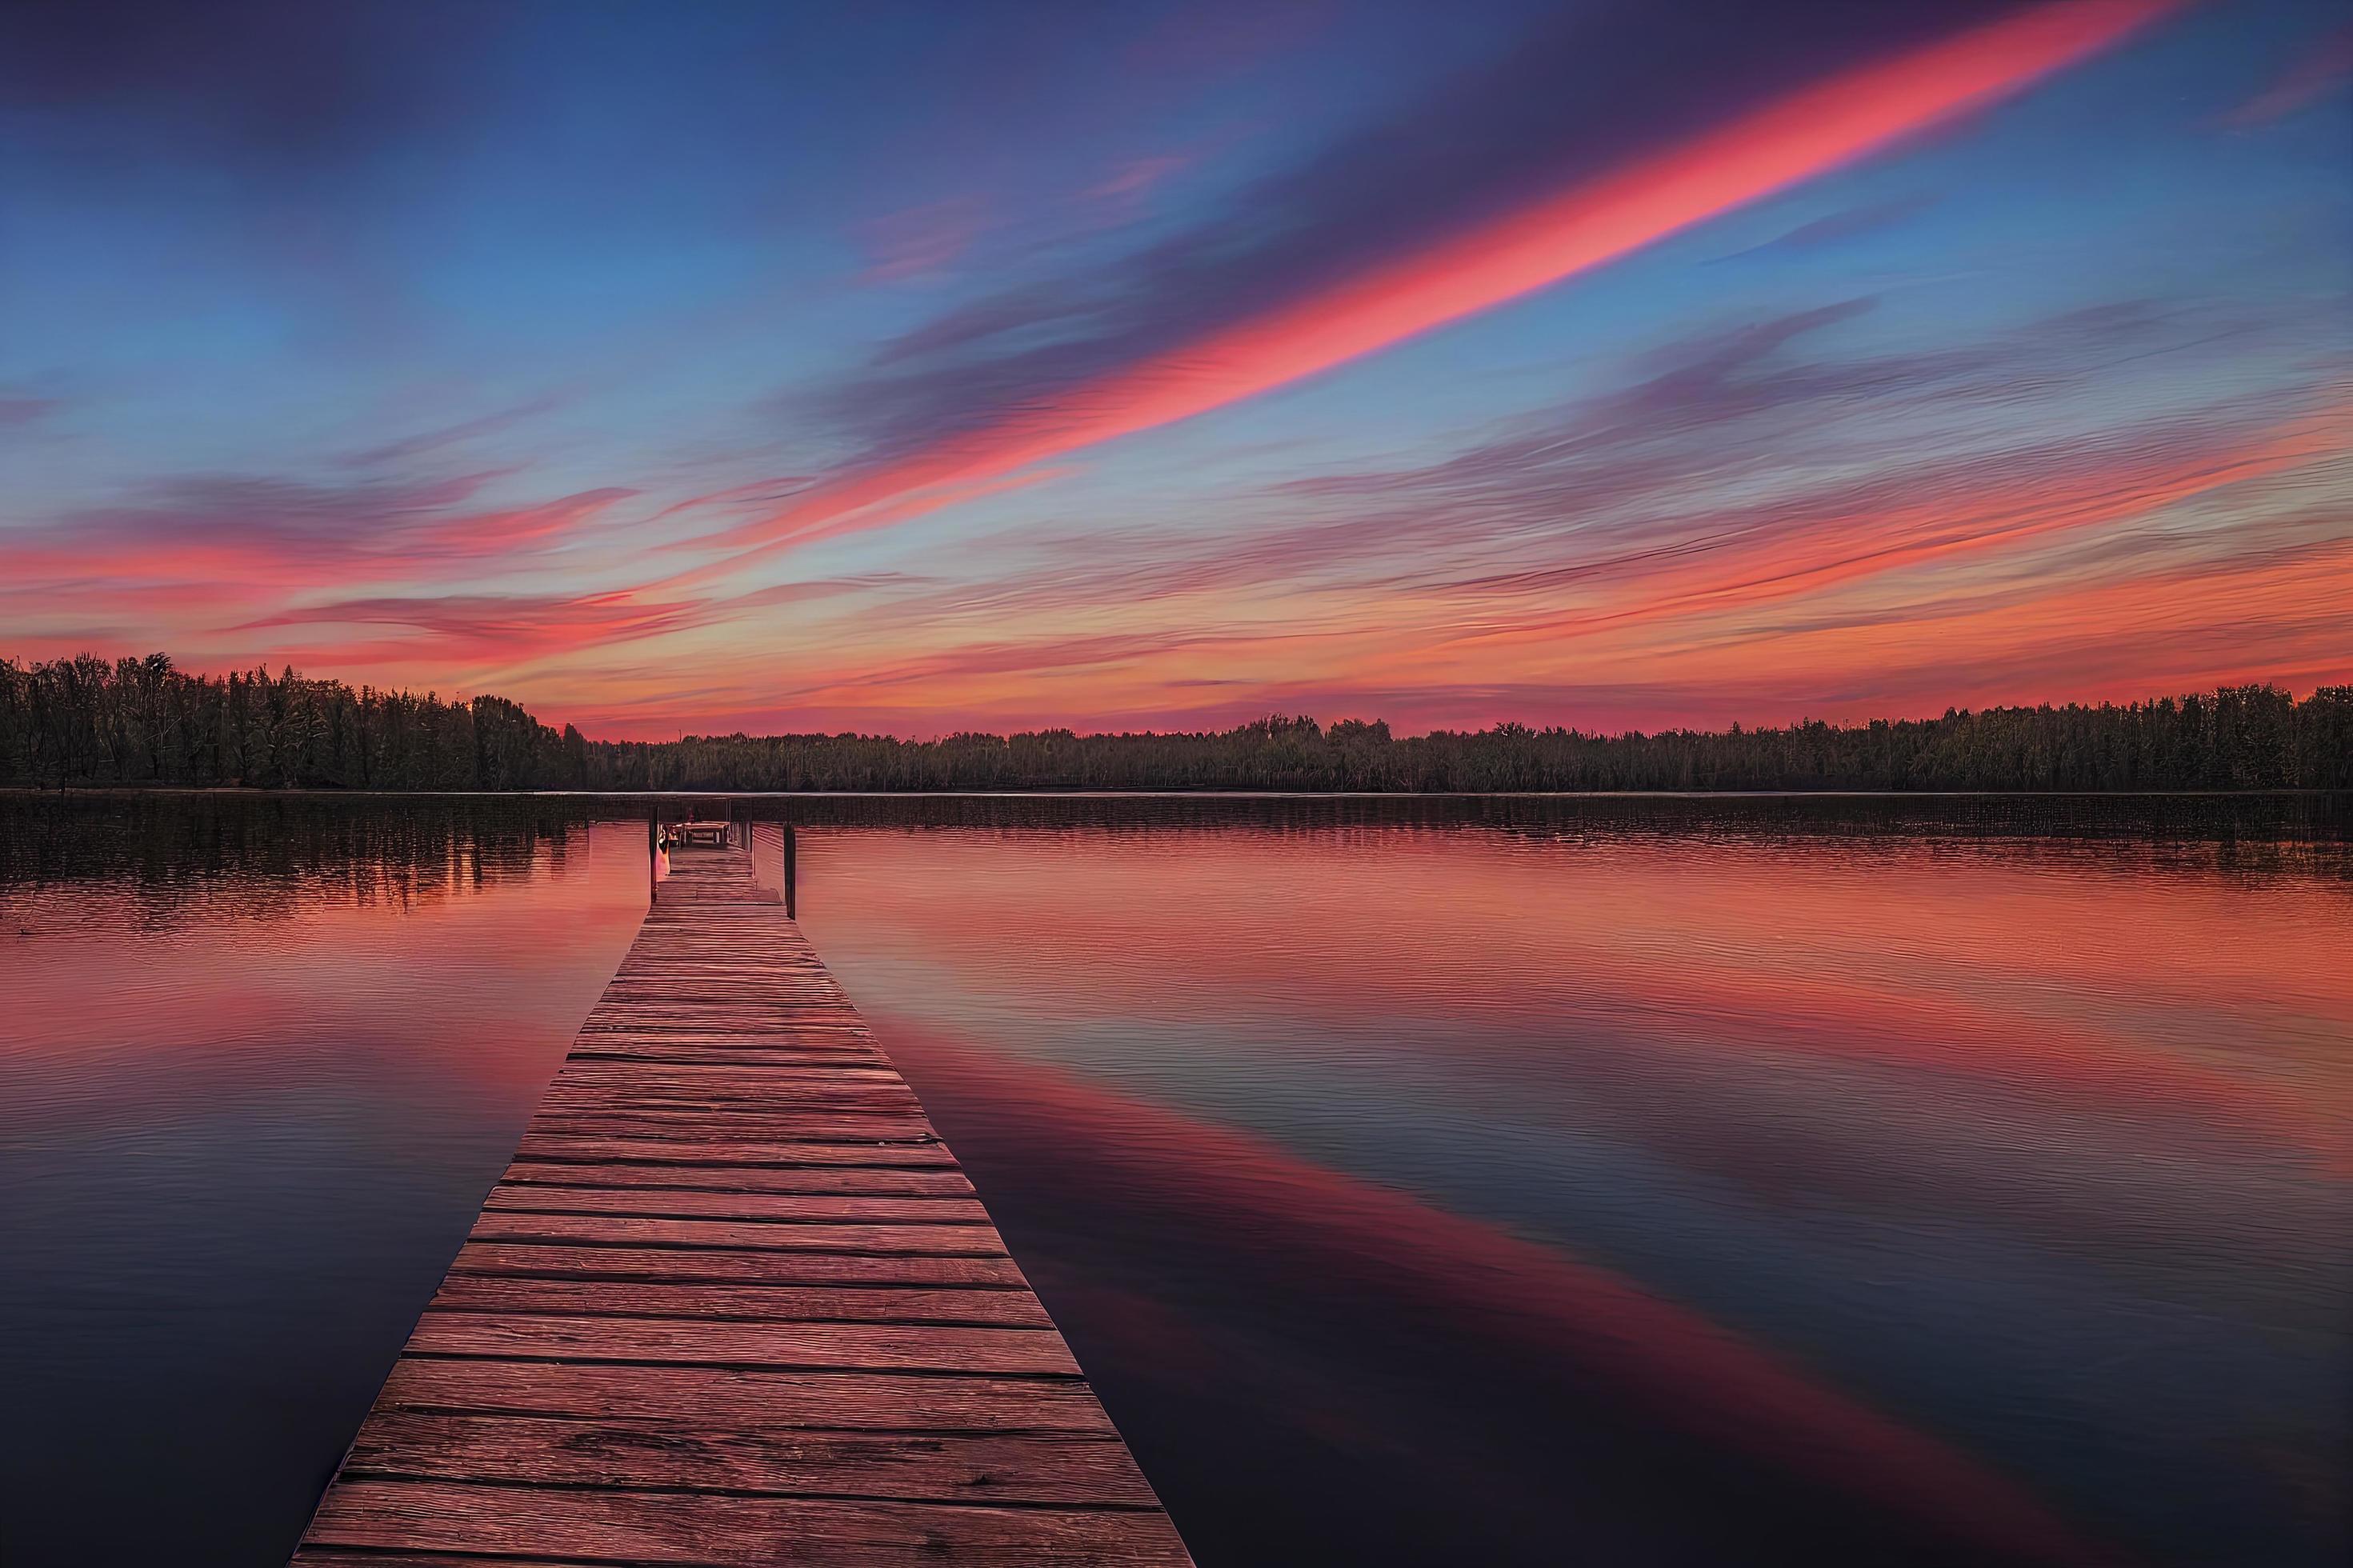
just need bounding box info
[4,648,2341,748]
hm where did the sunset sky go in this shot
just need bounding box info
[4,0,2347,738]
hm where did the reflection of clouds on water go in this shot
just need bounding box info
[0,802,657,1566]
[879,1013,2120,1568]
[5,798,2347,1566]
[802,821,2353,1568]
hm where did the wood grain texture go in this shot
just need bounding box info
[426,1275,1057,1327]
[374,1357,1124,1432]
[337,1413,1166,1504]
[448,1240,1029,1287]
[498,1159,978,1194]
[514,1134,963,1166]
[293,839,1188,1565]
[300,1479,1191,1566]
[404,1311,1081,1374]
[482,1185,993,1222]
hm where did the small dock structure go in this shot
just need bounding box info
[293,834,1191,1566]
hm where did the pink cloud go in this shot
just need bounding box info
[1085,154,1191,206]
[691,2,2183,568]
[854,195,994,282]
[2218,22,2353,126]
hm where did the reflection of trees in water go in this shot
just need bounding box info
[0,790,2342,938]
[0,795,614,934]
[743,790,2350,843]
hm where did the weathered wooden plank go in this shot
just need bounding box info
[338,1412,1161,1505]
[534,1100,929,1126]
[563,1046,890,1067]
[450,1240,1029,1287]
[427,1275,1056,1327]
[536,1087,926,1116]
[580,1011,866,1027]
[569,1039,885,1058]
[589,986,854,1002]
[294,841,1185,1564]
[466,1213,1011,1254]
[548,1061,908,1085]
[499,1159,976,1195]
[538,1079,926,1106]
[576,1010,874,1021]
[405,1311,1082,1374]
[598,951,825,966]
[553,1061,902,1085]
[554,1058,903,1079]
[574,1012,879,1026]
[592,982,850,995]
[303,1479,1192,1566]
[540,1086,925,1109]
[602,982,855,991]
[484,1185,992,1222]
[521,1110,942,1141]
[296,1544,616,1554]
[514,1134,960,1166]
[375,1358,1122,1433]
[547,1064,914,1087]
[576,1012,877,1026]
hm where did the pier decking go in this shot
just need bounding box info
[294,838,1190,1566]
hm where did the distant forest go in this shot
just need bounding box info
[3,653,2349,794]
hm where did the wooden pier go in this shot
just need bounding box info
[293,838,1191,1566]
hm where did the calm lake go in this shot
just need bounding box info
[2,794,2346,1566]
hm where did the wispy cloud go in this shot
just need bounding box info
[686,288,2345,735]
[1710,194,1937,261]
[0,395,61,428]
[1084,154,1191,209]
[235,589,711,664]
[0,471,643,679]
[854,196,995,282]
[2218,20,2353,126]
[697,2,2180,566]
[2,472,630,586]
[338,395,561,469]
[9,0,2341,741]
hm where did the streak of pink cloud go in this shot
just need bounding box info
[690,1,2182,564]
[1441,391,2351,653]
[854,195,994,282]
[1086,154,1191,205]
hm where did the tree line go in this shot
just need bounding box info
[0,654,590,791]
[4,652,2348,793]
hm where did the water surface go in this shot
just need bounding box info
[1,798,648,1566]
[2,795,2346,1566]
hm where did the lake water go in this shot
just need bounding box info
[2,795,2346,1566]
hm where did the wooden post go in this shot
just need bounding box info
[646,815,658,906]
[783,822,797,918]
